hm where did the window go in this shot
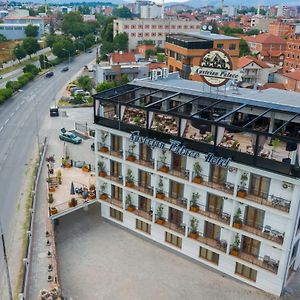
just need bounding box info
[249,174,271,199]
[138,25,143,29]
[229,43,236,50]
[136,219,151,234]
[152,25,157,29]
[138,33,142,37]
[190,25,194,29]
[131,33,136,37]
[217,43,224,49]
[110,207,123,221]
[199,247,219,264]
[145,32,149,37]
[124,25,129,29]
[171,25,176,29]
[158,25,163,29]
[235,263,257,281]
[151,32,156,36]
[145,25,150,29]
[131,25,136,29]
[170,50,175,58]
[165,232,182,248]
[177,25,182,29]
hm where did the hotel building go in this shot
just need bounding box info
[93,72,300,296]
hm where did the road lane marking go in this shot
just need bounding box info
[0,126,3,132]
[4,119,9,125]
[21,100,25,104]
[10,112,14,118]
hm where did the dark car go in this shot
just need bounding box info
[45,71,54,78]
[91,142,95,151]
[88,49,93,53]
[61,66,69,72]
[50,107,59,117]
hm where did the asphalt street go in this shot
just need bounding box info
[0,50,96,295]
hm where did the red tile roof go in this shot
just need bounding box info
[244,33,287,45]
[148,62,166,71]
[259,83,286,90]
[4,16,43,20]
[237,55,270,69]
[284,69,300,81]
[110,52,135,64]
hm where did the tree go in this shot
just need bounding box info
[145,49,156,59]
[245,29,260,36]
[78,5,91,15]
[120,74,129,84]
[78,75,92,91]
[113,33,128,51]
[96,81,116,92]
[100,41,114,60]
[0,34,7,42]
[239,39,251,57]
[13,44,26,62]
[52,38,75,59]
[24,24,39,37]
[112,7,132,18]
[23,64,39,76]
[157,53,165,62]
[22,38,40,58]
[61,12,83,36]
[101,22,113,43]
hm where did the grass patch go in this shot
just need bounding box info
[58,99,71,106]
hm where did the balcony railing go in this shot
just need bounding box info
[103,172,123,185]
[190,203,231,225]
[125,151,154,169]
[237,186,291,213]
[100,195,123,209]
[156,190,187,209]
[98,143,123,159]
[125,180,153,196]
[188,228,227,253]
[155,216,185,235]
[230,247,279,274]
[157,161,190,180]
[130,208,153,221]
[241,220,284,245]
[192,173,234,195]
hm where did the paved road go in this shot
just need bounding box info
[0,50,95,297]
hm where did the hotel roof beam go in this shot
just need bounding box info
[167,95,203,112]
[145,92,181,108]
[242,108,273,128]
[105,86,144,101]
[190,99,224,117]
[125,88,165,104]
[272,113,300,135]
[215,104,248,122]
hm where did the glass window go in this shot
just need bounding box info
[235,262,257,281]
[165,232,182,248]
[229,43,236,50]
[110,207,123,221]
[217,43,224,49]
[136,219,151,234]
[199,247,219,264]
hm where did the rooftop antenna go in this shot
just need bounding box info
[221,0,224,11]
[257,5,260,15]
[45,0,47,13]
[161,0,164,19]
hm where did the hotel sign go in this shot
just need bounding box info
[129,131,231,168]
[190,49,242,87]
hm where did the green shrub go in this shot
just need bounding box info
[0,88,13,103]
[6,80,21,92]
[22,64,39,76]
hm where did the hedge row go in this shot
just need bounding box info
[0,64,39,105]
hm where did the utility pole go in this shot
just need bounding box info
[0,219,13,300]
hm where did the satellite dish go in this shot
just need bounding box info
[208,25,213,31]
[202,25,207,30]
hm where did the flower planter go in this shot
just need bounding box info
[159,166,169,173]
[192,176,203,184]
[190,206,200,212]
[68,200,78,207]
[126,182,134,188]
[156,192,165,199]
[237,190,247,198]
[127,155,136,162]
[127,206,136,212]
[156,218,165,225]
[233,222,242,229]
[49,186,55,193]
[82,166,90,172]
[100,146,109,153]
[88,193,96,200]
[99,171,107,177]
[189,232,199,239]
[230,249,239,257]
[100,193,108,200]
[64,163,72,168]
[50,207,58,215]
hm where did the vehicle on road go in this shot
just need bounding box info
[61,66,69,72]
[88,49,93,53]
[91,142,95,151]
[45,71,54,78]
[50,107,59,117]
[59,128,82,144]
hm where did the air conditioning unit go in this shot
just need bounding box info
[151,69,158,81]
[228,167,237,173]
[162,67,169,79]
[282,182,294,190]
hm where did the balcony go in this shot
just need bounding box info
[156,190,187,209]
[190,204,231,225]
[230,248,279,274]
[100,195,123,209]
[155,218,185,235]
[240,221,284,245]
[98,143,123,159]
[125,151,154,169]
[157,161,189,180]
[192,173,234,196]
[188,229,227,253]
[130,208,153,221]
[125,180,153,196]
[100,172,123,185]
[238,187,291,213]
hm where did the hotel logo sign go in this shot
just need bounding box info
[191,49,242,87]
[129,131,231,168]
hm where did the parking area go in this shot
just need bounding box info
[55,205,276,300]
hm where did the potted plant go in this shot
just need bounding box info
[48,193,54,204]
[89,184,96,191]
[98,161,107,177]
[82,164,90,172]
[156,177,165,199]
[133,115,141,126]
[57,169,62,184]
[189,217,199,239]
[190,192,200,212]
[237,173,248,198]
[271,138,281,158]
[192,162,203,184]
[159,150,169,173]
[126,194,136,212]
[156,204,165,225]
[50,207,58,215]
[231,233,240,257]
[127,143,136,162]
[125,169,134,187]
[49,186,55,193]
[205,133,214,144]
[68,197,78,208]
[100,132,109,152]
[99,182,108,200]
[233,208,243,229]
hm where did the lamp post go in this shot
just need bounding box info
[62,48,70,67]
[0,219,13,300]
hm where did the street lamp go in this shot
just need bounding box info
[62,48,70,67]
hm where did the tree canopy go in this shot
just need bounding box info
[113,33,128,51]
[13,44,26,61]
[52,38,76,58]
[239,39,251,57]
[24,24,39,37]
[22,38,40,58]
[112,7,132,18]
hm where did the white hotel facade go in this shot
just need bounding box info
[93,73,300,296]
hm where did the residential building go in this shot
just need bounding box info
[113,18,201,50]
[83,14,96,22]
[244,33,286,65]
[237,56,273,87]
[3,16,44,34]
[277,5,289,18]
[109,52,136,65]
[140,3,162,19]
[269,21,296,39]
[165,31,240,80]
[283,70,300,92]
[222,6,237,17]
[284,26,300,73]
[0,10,8,19]
[93,72,300,297]
[250,15,273,31]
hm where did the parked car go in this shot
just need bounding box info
[91,142,95,151]
[59,128,82,144]
[88,49,93,53]
[61,66,69,72]
[50,107,59,117]
[45,71,54,78]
